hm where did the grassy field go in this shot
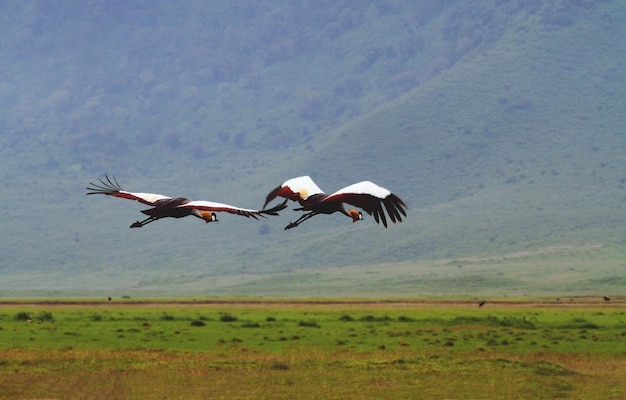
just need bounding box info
[0,298,624,399]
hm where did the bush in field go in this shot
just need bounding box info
[339,314,354,321]
[15,311,31,321]
[190,320,205,327]
[37,311,54,322]
[562,318,600,329]
[360,315,392,322]
[450,315,536,329]
[219,313,238,322]
[161,314,175,321]
[298,320,320,328]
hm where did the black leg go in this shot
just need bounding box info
[284,212,316,230]
[130,216,156,228]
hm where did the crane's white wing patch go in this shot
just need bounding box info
[181,200,258,213]
[283,176,324,200]
[329,181,391,200]
[127,192,171,204]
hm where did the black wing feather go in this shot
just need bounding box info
[260,199,288,216]
[86,175,123,195]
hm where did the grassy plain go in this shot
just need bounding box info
[0,298,624,399]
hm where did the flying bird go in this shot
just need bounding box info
[263,175,407,230]
[86,175,287,228]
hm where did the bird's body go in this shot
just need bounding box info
[86,176,287,228]
[263,175,407,230]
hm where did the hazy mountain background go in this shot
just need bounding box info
[1,1,624,297]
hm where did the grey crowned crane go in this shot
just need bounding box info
[86,176,287,228]
[263,175,407,230]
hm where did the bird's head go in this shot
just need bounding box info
[348,209,363,223]
[200,211,218,223]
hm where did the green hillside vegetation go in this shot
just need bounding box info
[0,1,624,296]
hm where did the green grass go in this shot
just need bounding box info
[0,300,624,399]
[3,302,625,353]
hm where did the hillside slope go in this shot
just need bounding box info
[0,1,624,296]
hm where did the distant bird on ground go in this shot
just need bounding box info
[478,301,485,307]
[86,176,287,228]
[263,175,407,230]
[603,296,611,302]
